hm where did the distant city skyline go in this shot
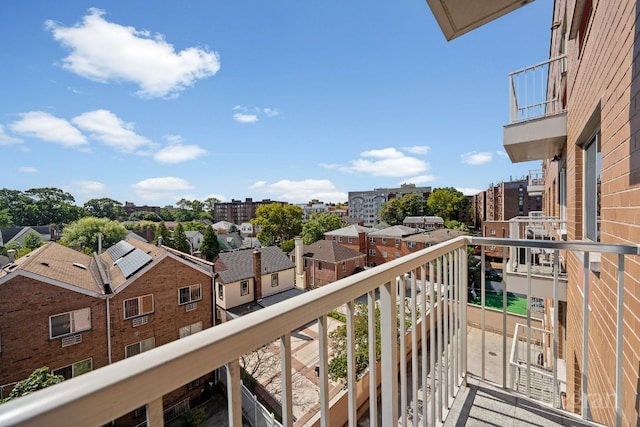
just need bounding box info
[1,1,551,206]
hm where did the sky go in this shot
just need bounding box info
[0,1,553,207]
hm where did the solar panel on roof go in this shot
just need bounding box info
[106,241,135,260]
[115,248,152,279]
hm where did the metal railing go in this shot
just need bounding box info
[509,55,567,123]
[0,236,638,427]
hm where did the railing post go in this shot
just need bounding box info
[420,265,428,425]
[226,360,243,427]
[552,249,559,408]
[502,245,508,389]
[480,245,486,380]
[410,270,419,425]
[367,292,376,427]
[582,252,590,419]
[145,397,163,427]
[346,301,357,425]
[318,315,330,427]
[526,247,532,399]
[615,254,624,427]
[280,334,293,427]
[436,256,443,422]
[443,254,450,409]
[429,261,436,426]
[380,281,398,426]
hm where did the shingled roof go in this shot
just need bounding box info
[324,224,373,237]
[301,240,365,263]
[215,247,294,284]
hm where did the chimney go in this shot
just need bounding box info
[97,232,103,255]
[294,237,306,290]
[158,236,163,247]
[253,250,262,300]
[7,249,15,263]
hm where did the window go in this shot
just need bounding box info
[53,358,92,380]
[369,237,375,244]
[381,251,387,258]
[126,337,155,358]
[178,284,202,305]
[381,238,387,244]
[179,322,203,338]
[348,237,353,244]
[338,236,343,242]
[271,273,279,287]
[241,280,249,296]
[304,259,308,268]
[218,283,224,300]
[318,262,323,270]
[124,295,154,319]
[369,249,377,256]
[395,239,400,247]
[49,308,91,339]
[355,258,360,267]
[584,131,601,241]
[406,241,416,249]
[341,262,346,272]
[489,229,496,236]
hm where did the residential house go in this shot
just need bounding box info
[214,247,298,321]
[216,232,244,251]
[185,230,204,253]
[0,225,59,247]
[290,239,366,289]
[0,238,214,426]
[324,224,373,255]
[365,225,422,266]
[403,216,444,230]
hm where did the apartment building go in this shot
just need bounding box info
[499,0,640,423]
[324,224,372,255]
[0,238,214,426]
[403,215,444,230]
[348,183,431,227]
[213,198,285,225]
[473,178,542,226]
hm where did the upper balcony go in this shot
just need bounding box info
[0,236,637,427]
[503,55,567,163]
[527,169,544,196]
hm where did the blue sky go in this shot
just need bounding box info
[0,1,552,207]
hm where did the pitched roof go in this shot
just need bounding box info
[403,216,444,224]
[217,232,243,251]
[0,242,103,294]
[404,228,468,244]
[369,225,421,238]
[99,238,167,291]
[301,241,365,263]
[324,224,373,237]
[215,247,294,284]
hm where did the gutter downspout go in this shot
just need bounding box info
[106,297,112,365]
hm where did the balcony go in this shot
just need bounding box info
[1,236,637,426]
[503,55,567,163]
[527,169,544,196]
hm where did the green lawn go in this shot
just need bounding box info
[468,292,528,316]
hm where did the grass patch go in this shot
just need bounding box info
[469,292,528,316]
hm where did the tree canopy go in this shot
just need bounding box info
[154,222,172,247]
[0,208,12,229]
[379,193,425,226]
[0,367,64,404]
[251,203,303,247]
[60,217,128,253]
[23,231,43,250]
[172,223,191,254]
[83,198,126,220]
[426,187,467,221]
[301,213,343,244]
[200,225,220,261]
[0,188,85,226]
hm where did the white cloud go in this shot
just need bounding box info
[461,151,493,165]
[131,176,194,201]
[18,166,38,173]
[46,8,220,98]
[403,146,430,155]
[233,113,259,123]
[72,180,106,195]
[154,143,207,164]
[10,111,87,148]
[250,179,347,203]
[324,147,429,178]
[164,134,183,144]
[496,150,509,159]
[456,187,483,196]
[403,174,437,185]
[72,109,155,153]
[263,108,280,117]
[0,125,22,145]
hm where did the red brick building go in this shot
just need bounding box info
[291,240,366,289]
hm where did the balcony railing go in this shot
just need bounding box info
[509,55,567,123]
[0,236,638,427]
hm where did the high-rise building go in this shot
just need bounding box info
[348,183,431,227]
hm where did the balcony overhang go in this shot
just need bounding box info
[425,0,536,41]
[503,112,567,163]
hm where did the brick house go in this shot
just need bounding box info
[0,238,214,426]
[290,239,366,289]
[323,224,372,255]
[365,225,422,266]
[403,216,444,230]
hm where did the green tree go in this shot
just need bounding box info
[23,231,43,250]
[0,208,12,229]
[379,193,425,226]
[155,222,173,247]
[60,217,128,252]
[203,197,220,213]
[302,213,343,244]
[0,188,83,226]
[200,225,220,261]
[0,367,64,404]
[328,303,381,381]
[129,211,162,222]
[172,223,191,253]
[83,198,126,220]
[280,239,295,253]
[426,187,466,221]
[251,203,303,246]
[444,219,470,232]
[159,208,176,221]
[182,221,206,231]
